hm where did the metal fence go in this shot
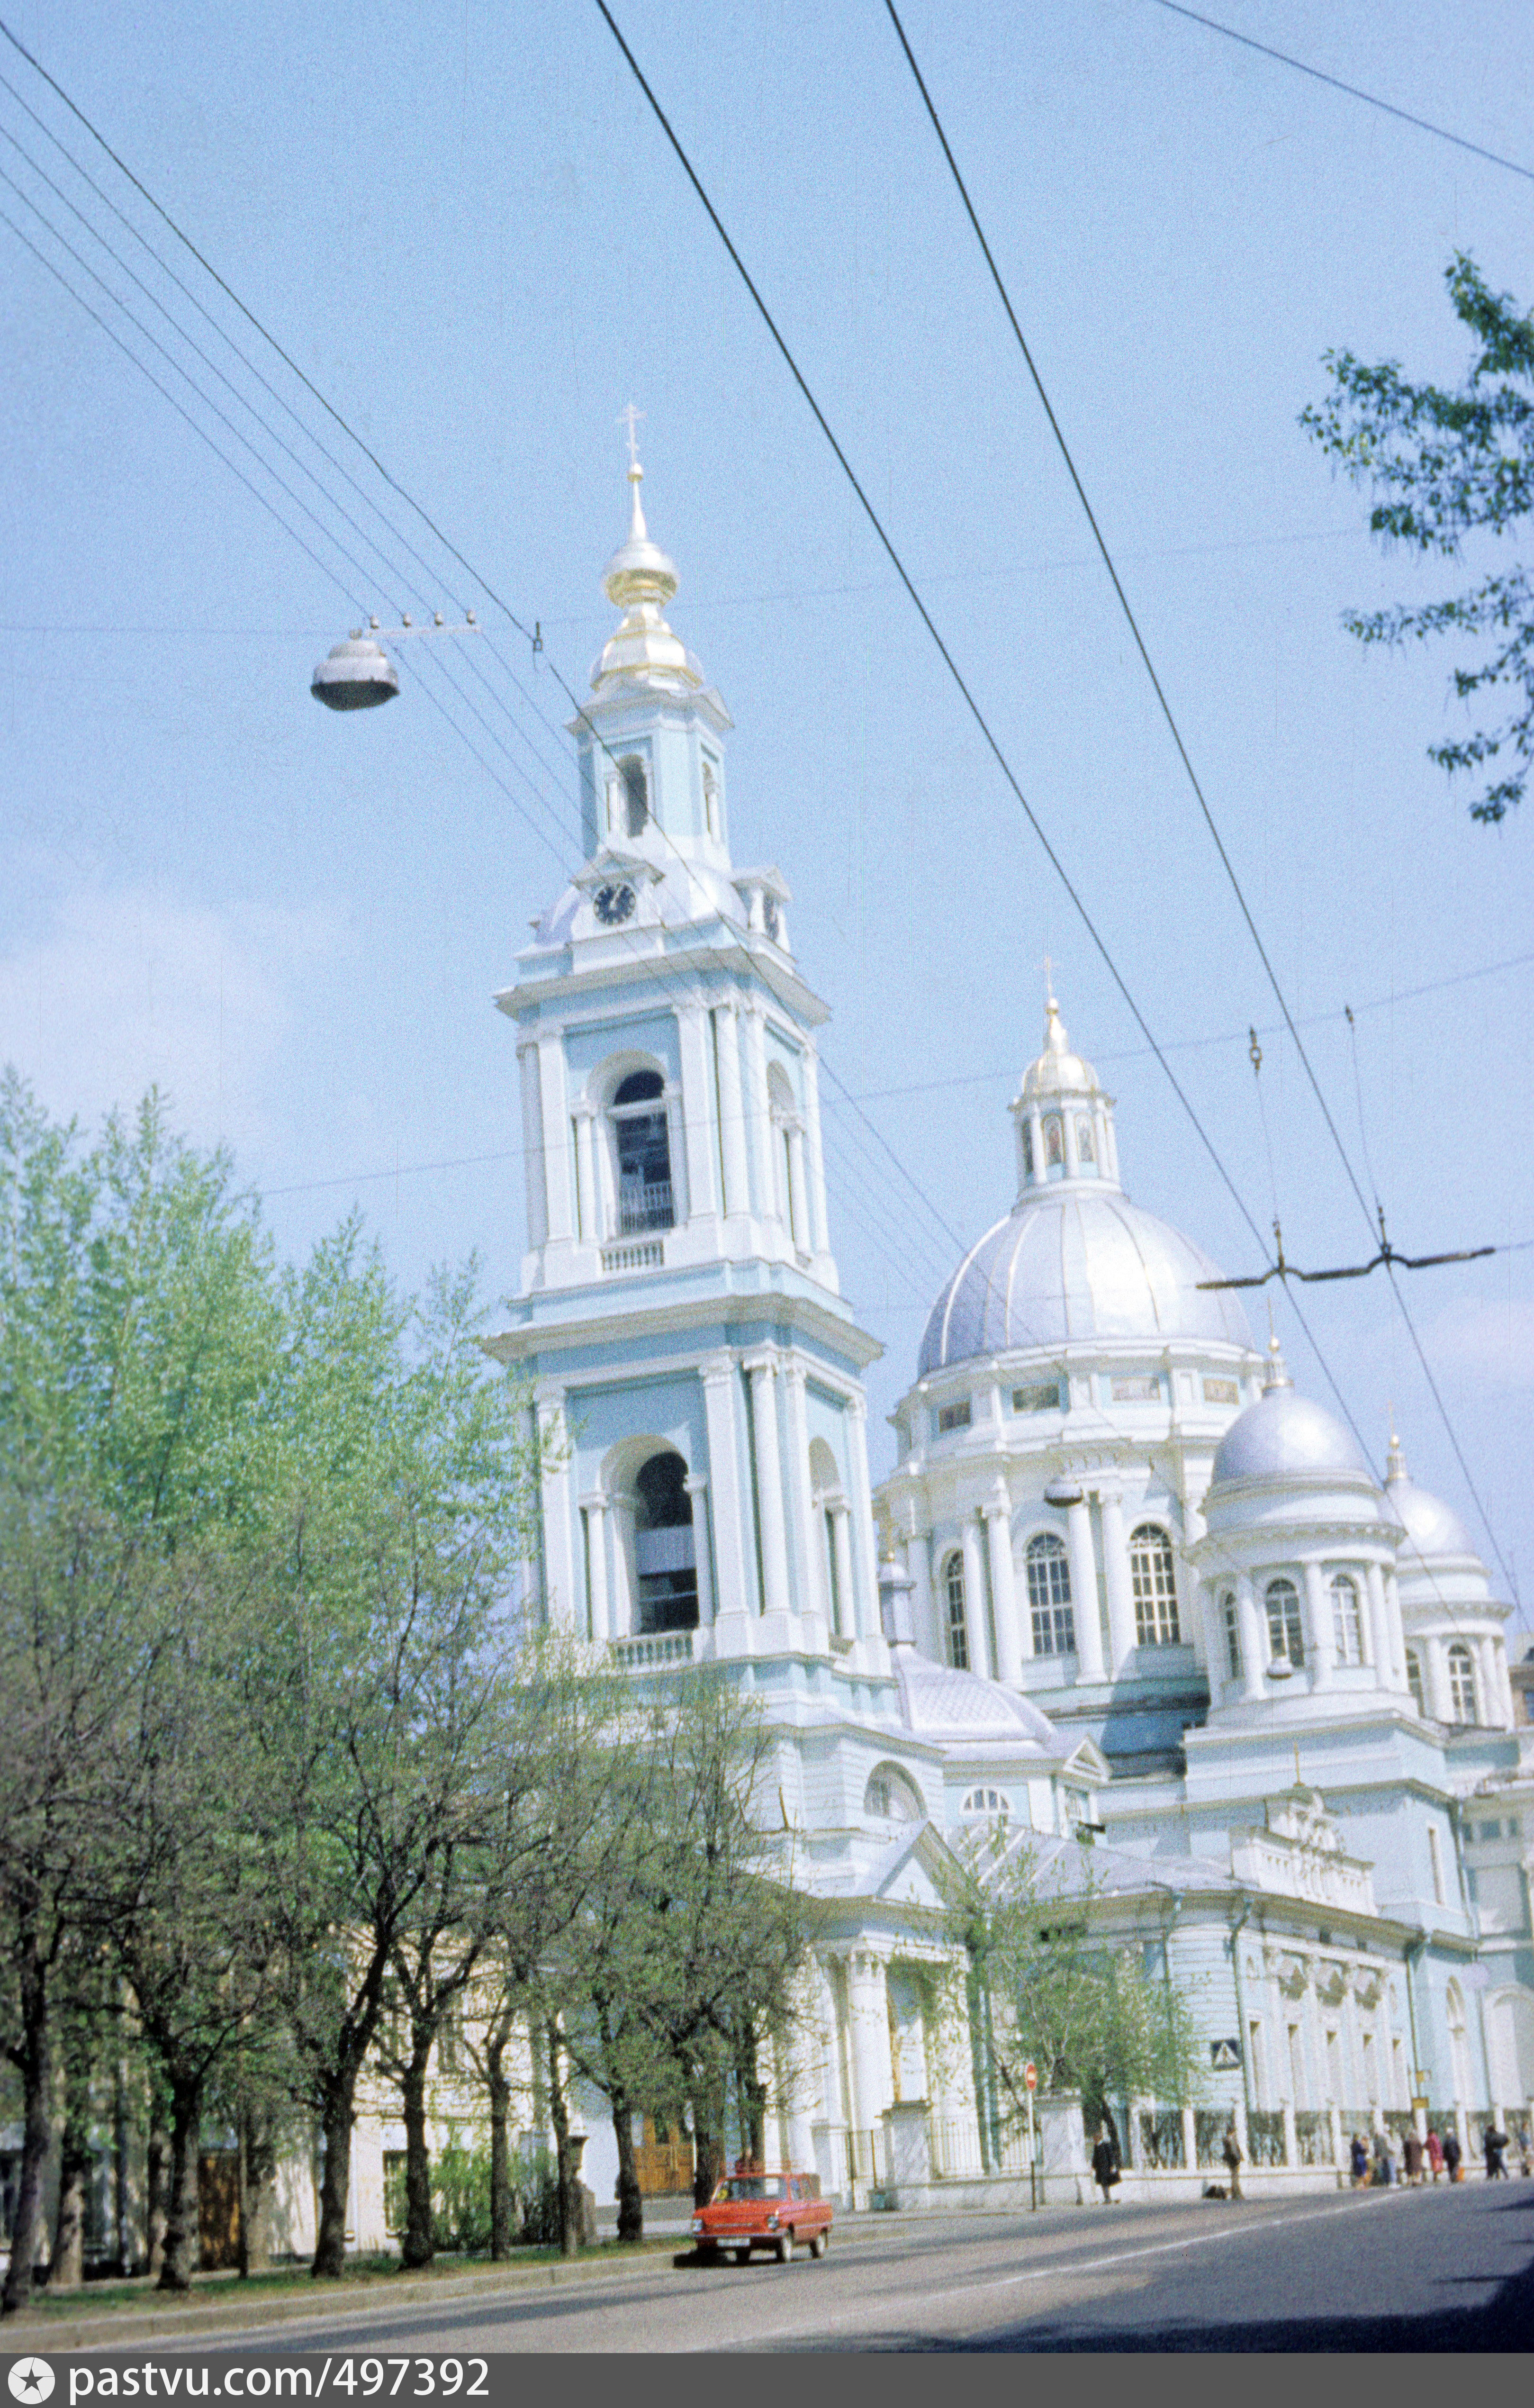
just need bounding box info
[1137,2109,1185,2170]
[1247,2109,1287,2167]
[928,2116,1032,2180]
[1294,2110,1335,2166]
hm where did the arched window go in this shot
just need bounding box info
[961,1787,1011,1820]
[1044,1115,1064,1167]
[610,1068,674,1234]
[1221,1593,1242,1681]
[620,754,648,836]
[1329,1573,1363,1666]
[943,1550,969,1670]
[702,760,719,837]
[1129,1525,1180,1645]
[1448,1642,1478,1724]
[1020,1122,1034,1179]
[632,1450,697,1635]
[1405,1646,1426,1717]
[1264,1577,1304,1667]
[1076,1114,1096,1166]
[865,1766,920,1821]
[1026,1532,1075,1657]
[809,1437,845,1638]
[767,1063,803,1244]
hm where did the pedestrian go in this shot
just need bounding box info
[1372,2130,1393,2187]
[1519,2128,1533,2180]
[1350,2131,1370,2189]
[1426,2128,1444,2183]
[1484,2125,1508,2180]
[1222,2119,1244,2202]
[1091,2129,1120,2204]
[1444,2128,1462,2182]
[1403,2130,1424,2186]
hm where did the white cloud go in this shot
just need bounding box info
[0,884,342,1158]
[1417,1295,1534,1396]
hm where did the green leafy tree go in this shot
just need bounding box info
[1303,253,1534,823]
[946,1831,1203,2157]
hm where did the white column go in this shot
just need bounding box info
[1237,1574,1265,1702]
[536,1384,574,1629]
[1365,1562,1397,1688]
[846,1397,879,1644]
[1066,1498,1106,1680]
[1098,1488,1137,1672]
[786,1123,809,1251]
[684,1474,715,1629]
[518,1042,548,1251]
[1425,1634,1453,1723]
[984,1493,1022,1685]
[536,1033,573,1242]
[959,1514,991,1678]
[1061,1107,1080,1177]
[781,1363,818,1626]
[1027,1104,1045,1191]
[748,1358,792,1615]
[1477,1636,1501,1728]
[1200,1581,1228,1693]
[1384,1571,1408,1687]
[608,1492,636,1640]
[581,1495,610,1642]
[1304,1559,1334,1691]
[904,1522,938,1658]
[800,1041,832,1257]
[572,1102,598,1244]
[831,1507,856,1645]
[844,1950,891,2171]
[713,1003,750,1222]
[676,1004,717,1226]
[741,1000,772,1220]
[702,1366,752,1629]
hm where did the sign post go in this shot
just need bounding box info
[1024,2061,1038,2210]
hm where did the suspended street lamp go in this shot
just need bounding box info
[310,609,480,711]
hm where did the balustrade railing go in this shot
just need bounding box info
[611,1630,695,1671]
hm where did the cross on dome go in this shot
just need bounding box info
[590,416,704,694]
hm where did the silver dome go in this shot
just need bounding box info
[919,1190,1251,1374]
[1387,1474,1474,1562]
[1210,1386,1370,1488]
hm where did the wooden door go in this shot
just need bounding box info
[632,2114,695,2197]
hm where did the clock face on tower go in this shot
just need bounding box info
[593,881,636,927]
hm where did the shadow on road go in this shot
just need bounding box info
[938,2249,1534,2353]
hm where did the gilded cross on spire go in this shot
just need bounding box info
[618,402,645,477]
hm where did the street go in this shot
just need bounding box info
[149,2182,1533,2353]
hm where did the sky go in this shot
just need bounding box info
[2,0,1532,1633]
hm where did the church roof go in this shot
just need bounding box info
[918,1188,1250,1372]
[894,1650,1065,1755]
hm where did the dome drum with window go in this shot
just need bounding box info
[1025,1532,1075,1659]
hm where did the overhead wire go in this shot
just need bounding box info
[880,0,1518,1601]
[1146,0,1534,188]
[1,20,1508,1636]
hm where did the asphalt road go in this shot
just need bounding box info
[145,2180,1534,2353]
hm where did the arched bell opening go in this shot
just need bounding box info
[633,1449,699,1635]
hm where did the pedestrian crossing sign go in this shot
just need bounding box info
[1209,2038,1242,2069]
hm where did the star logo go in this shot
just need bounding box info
[8,2362,55,2404]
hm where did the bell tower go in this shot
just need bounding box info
[485,431,888,1683]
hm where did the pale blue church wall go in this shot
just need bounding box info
[565,1374,708,1492]
[564,1006,681,1091]
[763,1018,806,1110]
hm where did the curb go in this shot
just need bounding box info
[3,2246,689,2354]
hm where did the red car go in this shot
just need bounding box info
[690,2169,832,2264]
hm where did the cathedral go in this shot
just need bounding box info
[477,449,1534,2213]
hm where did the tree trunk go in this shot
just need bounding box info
[400,2044,435,2270]
[157,2067,204,2292]
[0,1940,52,2318]
[611,2094,643,2244]
[487,2024,514,2261]
[545,2023,578,2261]
[236,2101,276,2277]
[312,2075,357,2280]
[145,2106,169,2281]
[690,2067,727,2210]
[113,2054,133,2277]
[51,2102,93,2291]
